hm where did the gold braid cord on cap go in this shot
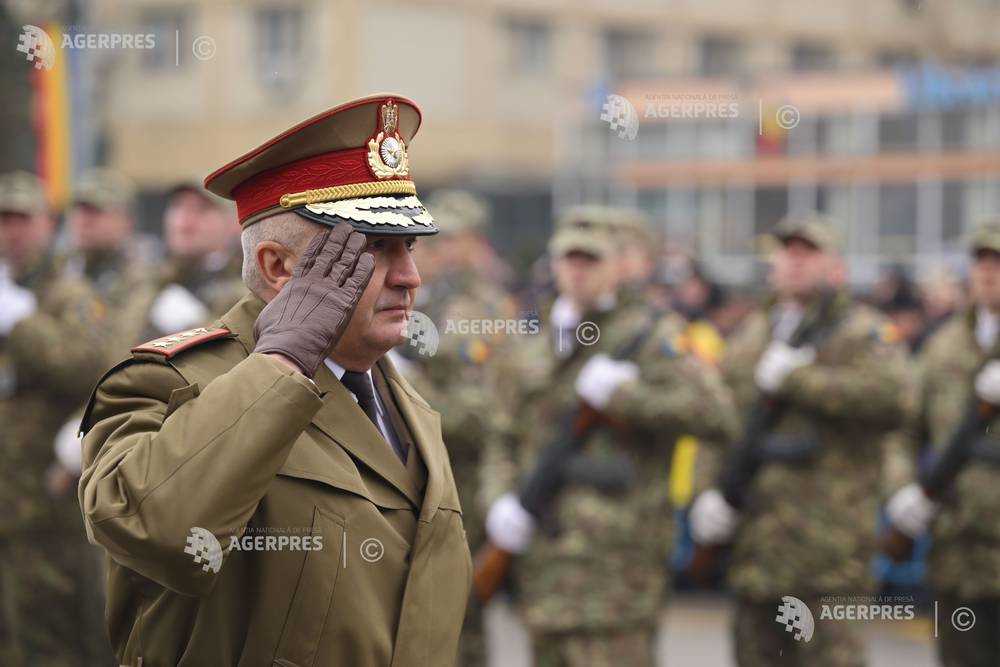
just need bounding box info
[279,180,417,208]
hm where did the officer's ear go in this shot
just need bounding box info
[255,240,297,298]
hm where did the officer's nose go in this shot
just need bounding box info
[386,239,421,291]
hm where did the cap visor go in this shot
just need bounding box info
[293,194,438,236]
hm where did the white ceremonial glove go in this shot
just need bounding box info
[689,488,739,545]
[149,283,209,334]
[0,267,37,336]
[486,492,536,554]
[975,360,1000,406]
[575,353,640,410]
[754,340,816,393]
[53,414,84,474]
[886,482,937,539]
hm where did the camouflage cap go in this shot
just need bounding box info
[0,170,47,215]
[771,211,842,252]
[968,219,1000,254]
[167,176,234,211]
[556,205,626,233]
[72,168,136,211]
[425,190,489,235]
[549,226,614,260]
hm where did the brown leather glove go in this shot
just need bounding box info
[253,223,375,377]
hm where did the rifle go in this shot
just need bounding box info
[472,313,660,604]
[689,290,837,583]
[882,360,999,562]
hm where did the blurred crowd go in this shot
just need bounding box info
[2,166,999,666]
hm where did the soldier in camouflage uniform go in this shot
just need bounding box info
[404,190,515,665]
[119,179,245,345]
[483,208,739,666]
[886,220,1000,667]
[63,168,153,354]
[690,214,909,667]
[0,172,111,664]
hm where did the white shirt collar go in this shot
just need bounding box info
[323,358,372,382]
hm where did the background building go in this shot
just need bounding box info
[6,0,1000,281]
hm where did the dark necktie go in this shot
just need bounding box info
[339,371,380,431]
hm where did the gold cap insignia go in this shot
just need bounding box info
[368,100,409,179]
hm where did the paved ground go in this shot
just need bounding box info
[486,593,938,666]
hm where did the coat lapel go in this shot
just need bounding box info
[378,356,447,522]
[310,363,422,508]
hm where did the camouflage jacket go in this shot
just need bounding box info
[489,296,738,632]
[722,291,909,600]
[117,251,247,350]
[903,308,1000,598]
[397,271,517,548]
[0,255,106,535]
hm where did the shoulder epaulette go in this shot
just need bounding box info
[131,326,232,359]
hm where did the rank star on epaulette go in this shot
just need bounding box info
[152,327,210,347]
[132,327,232,358]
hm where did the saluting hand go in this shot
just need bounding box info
[254,223,375,377]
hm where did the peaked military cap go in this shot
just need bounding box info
[204,94,437,235]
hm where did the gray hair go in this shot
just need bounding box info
[241,211,322,296]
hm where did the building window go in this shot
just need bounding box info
[877,49,920,68]
[699,35,743,78]
[142,9,187,70]
[941,181,965,243]
[254,6,304,94]
[878,112,919,151]
[879,184,918,254]
[791,41,836,71]
[603,28,657,81]
[941,109,967,149]
[754,187,789,238]
[505,18,551,76]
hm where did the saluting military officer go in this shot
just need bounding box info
[886,220,1000,667]
[482,207,738,666]
[689,214,909,667]
[79,96,471,666]
[0,171,110,665]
